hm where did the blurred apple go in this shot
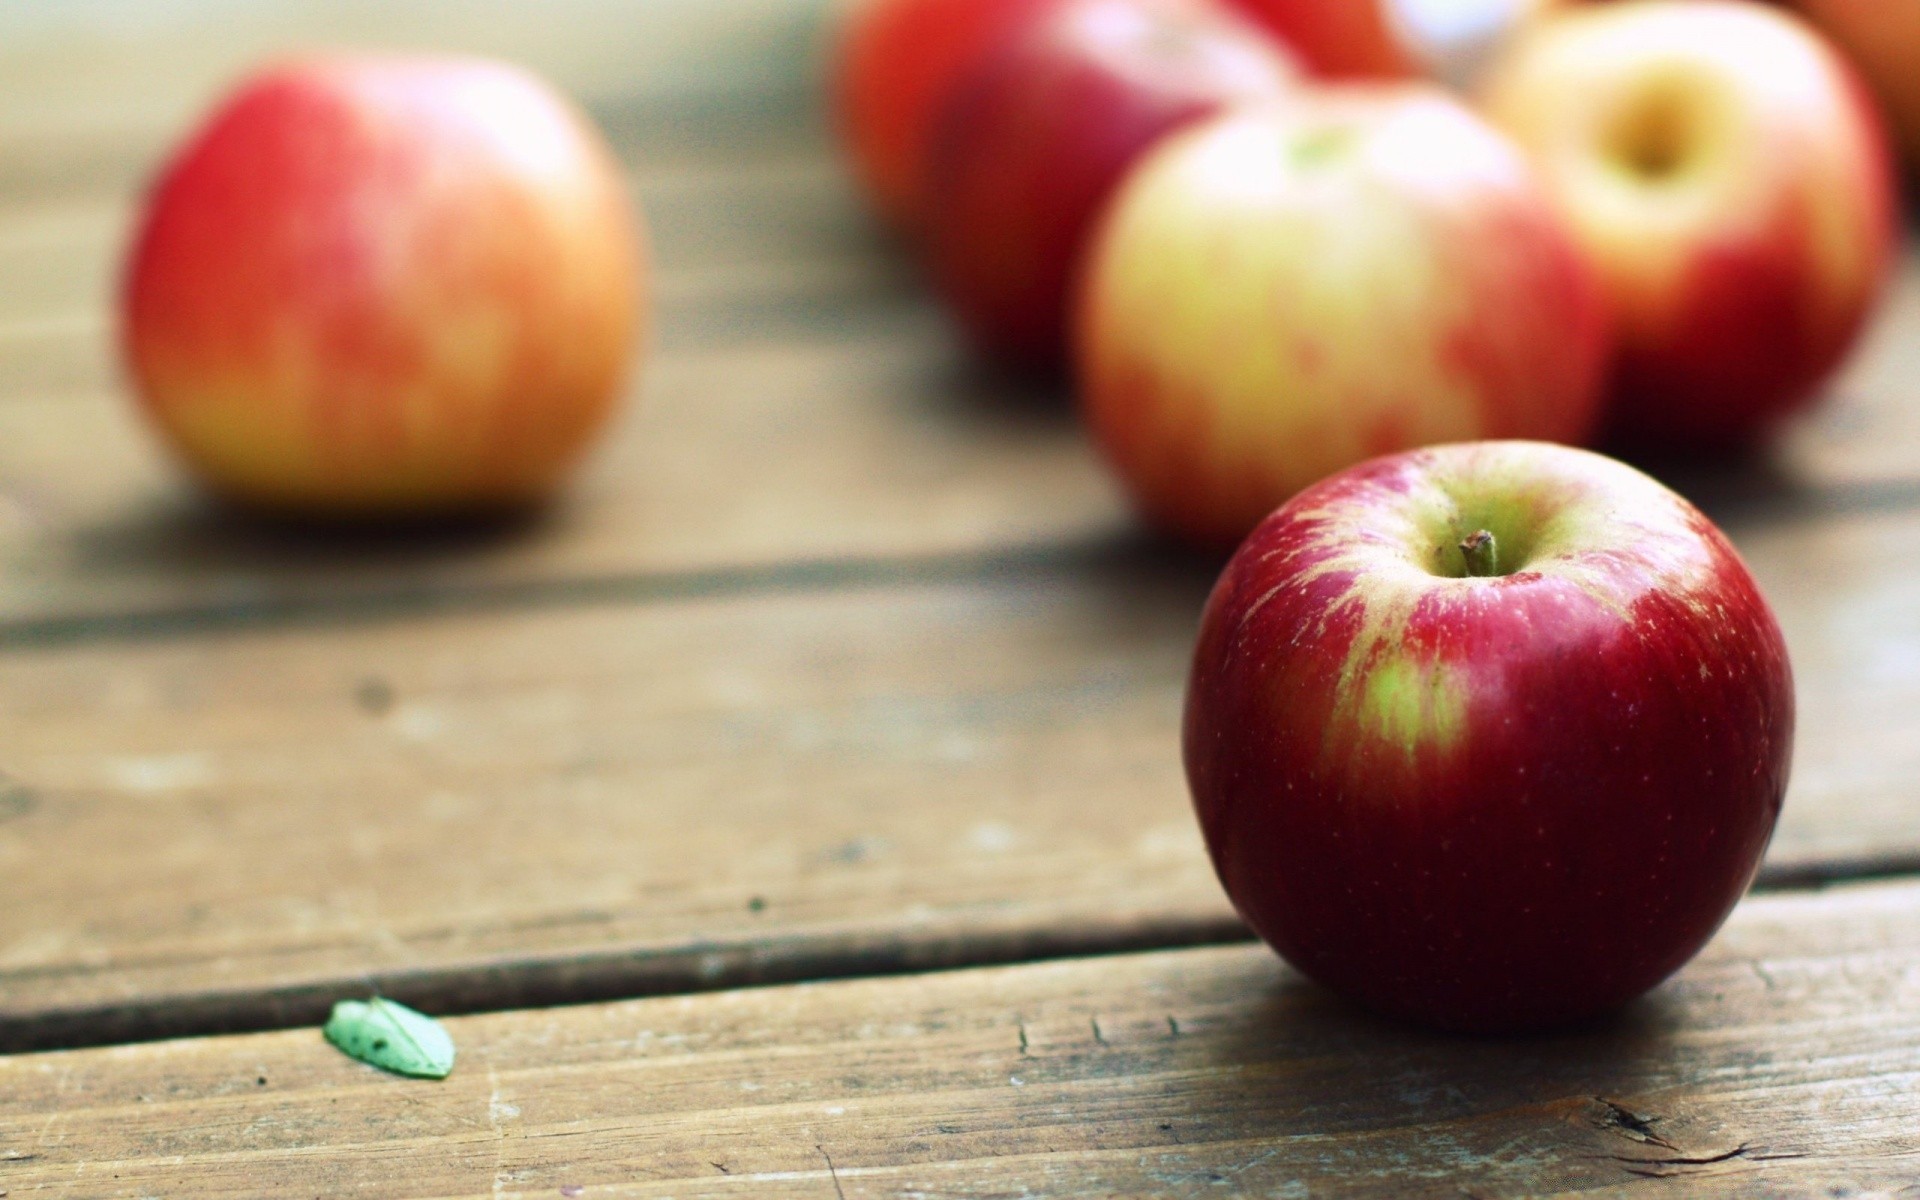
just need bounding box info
[1226,0,1564,83]
[925,0,1299,373]
[123,54,645,517]
[1792,0,1920,175]
[830,0,1066,234]
[1482,0,1899,453]
[1078,88,1607,546]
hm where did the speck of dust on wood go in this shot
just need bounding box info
[0,778,35,824]
[354,677,395,716]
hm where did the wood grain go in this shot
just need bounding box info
[0,555,1221,1049]
[5,490,1920,1049]
[4,879,1919,1198]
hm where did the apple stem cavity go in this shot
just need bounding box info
[1459,529,1499,578]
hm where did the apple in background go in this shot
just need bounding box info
[1186,440,1793,1033]
[1481,0,1899,454]
[925,0,1299,373]
[1227,0,1421,77]
[123,55,645,517]
[830,0,1066,235]
[1225,0,1564,83]
[1792,0,1920,175]
[1077,88,1606,547]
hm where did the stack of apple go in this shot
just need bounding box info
[834,0,1899,544]
[834,0,1895,1032]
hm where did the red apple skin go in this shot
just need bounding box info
[1225,0,1419,76]
[123,55,645,517]
[925,0,1298,373]
[1482,1,1900,453]
[1185,440,1793,1033]
[831,0,1066,234]
[1079,88,1608,548]
[1793,0,1920,173]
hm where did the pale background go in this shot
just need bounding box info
[0,1,835,167]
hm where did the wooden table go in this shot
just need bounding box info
[3,5,1919,1196]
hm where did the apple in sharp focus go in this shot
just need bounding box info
[1792,0,1920,175]
[1185,439,1793,1033]
[830,0,1067,234]
[1078,87,1607,548]
[925,0,1298,373]
[1481,0,1899,453]
[123,54,645,517]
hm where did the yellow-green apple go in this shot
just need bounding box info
[1481,0,1899,453]
[1186,440,1792,1033]
[1077,87,1607,547]
[123,54,645,517]
[925,0,1299,373]
[1791,0,1920,174]
[1224,0,1564,82]
[830,0,1067,234]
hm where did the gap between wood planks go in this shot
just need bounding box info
[6,462,1920,1054]
[0,534,1156,653]
[6,852,1918,1058]
[4,463,1920,656]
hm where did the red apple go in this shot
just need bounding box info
[123,54,645,517]
[925,0,1298,373]
[830,0,1066,234]
[1792,0,1920,175]
[1225,0,1564,81]
[1481,0,1900,453]
[1228,0,1420,77]
[1078,87,1607,547]
[1186,439,1793,1033]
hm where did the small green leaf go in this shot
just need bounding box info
[323,997,456,1079]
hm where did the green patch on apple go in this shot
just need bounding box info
[1352,655,1468,761]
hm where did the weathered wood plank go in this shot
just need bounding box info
[0,556,1219,1048]
[4,491,1918,1048]
[3,879,1918,1198]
